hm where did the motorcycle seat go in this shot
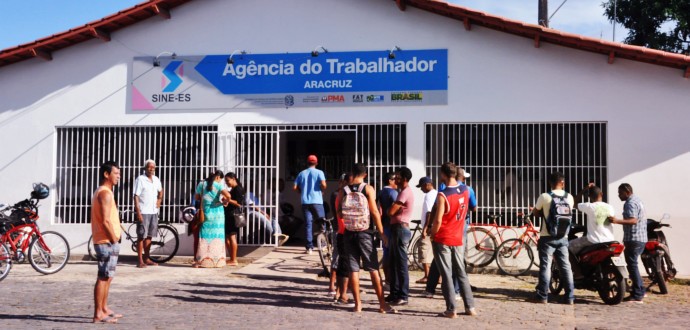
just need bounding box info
[578,241,620,257]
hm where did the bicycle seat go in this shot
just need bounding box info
[487,214,502,221]
[411,220,421,225]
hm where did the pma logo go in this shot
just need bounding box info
[162,61,183,92]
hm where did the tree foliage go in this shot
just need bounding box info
[603,0,690,55]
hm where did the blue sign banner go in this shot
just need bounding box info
[194,49,447,94]
[130,49,447,111]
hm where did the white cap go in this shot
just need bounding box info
[464,171,471,178]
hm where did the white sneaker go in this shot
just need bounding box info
[307,249,313,255]
[455,295,461,301]
[422,291,434,298]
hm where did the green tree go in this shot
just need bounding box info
[603,0,690,55]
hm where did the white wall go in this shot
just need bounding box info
[1,0,689,273]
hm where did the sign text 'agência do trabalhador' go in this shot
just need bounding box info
[130,49,447,110]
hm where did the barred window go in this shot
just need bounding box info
[54,125,217,224]
[425,123,608,227]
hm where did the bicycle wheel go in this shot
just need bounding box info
[148,225,179,263]
[409,235,423,271]
[465,227,498,268]
[87,236,97,261]
[28,231,70,275]
[496,238,534,276]
[316,232,332,273]
[0,243,11,281]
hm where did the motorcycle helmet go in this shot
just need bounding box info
[31,183,50,200]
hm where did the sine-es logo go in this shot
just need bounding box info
[151,60,191,103]
[162,61,184,92]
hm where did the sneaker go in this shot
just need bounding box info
[464,308,478,316]
[391,299,408,306]
[307,249,313,255]
[384,295,398,303]
[563,300,574,305]
[455,295,461,301]
[422,291,434,299]
[624,297,644,304]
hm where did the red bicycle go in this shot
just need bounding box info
[495,211,540,276]
[0,184,70,282]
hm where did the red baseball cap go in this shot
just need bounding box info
[307,155,318,164]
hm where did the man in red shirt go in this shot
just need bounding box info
[430,162,476,318]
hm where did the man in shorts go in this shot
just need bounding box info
[133,159,163,268]
[91,161,123,324]
[416,177,436,284]
[328,173,352,306]
[337,163,392,313]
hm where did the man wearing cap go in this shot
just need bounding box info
[293,155,327,254]
[415,177,436,284]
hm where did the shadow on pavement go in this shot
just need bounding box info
[0,314,92,324]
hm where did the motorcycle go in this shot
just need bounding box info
[550,224,628,305]
[641,213,676,294]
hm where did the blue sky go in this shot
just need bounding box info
[0,0,623,51]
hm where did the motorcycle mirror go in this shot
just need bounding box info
[661,213,671,221]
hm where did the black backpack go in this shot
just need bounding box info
[546,192,572,239]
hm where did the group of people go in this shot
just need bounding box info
[191,170,288,268]
[304,160,477,317]
[88,157,650,323]
[308,160,649,316]
[531,173,648,305]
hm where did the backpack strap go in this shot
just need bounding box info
[343,186,352,194]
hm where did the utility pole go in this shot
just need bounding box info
[538,0,549,27]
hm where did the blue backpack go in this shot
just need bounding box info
[546,192,572,239]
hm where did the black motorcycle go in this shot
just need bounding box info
[550,224,628,305]
[641,214,676,294]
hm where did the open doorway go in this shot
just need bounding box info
[279,130,356,244]
[231,123,406,247]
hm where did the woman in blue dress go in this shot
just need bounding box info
[194,170,231,268]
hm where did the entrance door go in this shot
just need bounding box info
[205,131,279,246]
[206,123,406,247]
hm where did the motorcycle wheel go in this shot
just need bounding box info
[598,264,626,305]
[655,254,669,295]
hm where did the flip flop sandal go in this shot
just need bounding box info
[109,313,124,318]
[379,307,399,314]
[94,316,118,324]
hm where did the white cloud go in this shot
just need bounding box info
[446,0,628,42]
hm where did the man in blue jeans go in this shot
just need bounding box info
[293,155,327,254]
[386,167,415,306]
[530,172,575,304]
[610,183,647,304]
[376,172,398,285]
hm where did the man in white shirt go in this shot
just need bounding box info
[133,159,163,268]
[570,184,615,255]
[415,177,436,284]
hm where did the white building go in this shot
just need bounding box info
[1,0,689,275]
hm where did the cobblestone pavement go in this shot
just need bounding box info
[0,247,688,329]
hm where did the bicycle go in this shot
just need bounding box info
[0,195,70,282]
[495,211,540,276]
[465,214,518,268]
[315,217,335,274]
[87,210,179,263]
[407,219,425,270]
